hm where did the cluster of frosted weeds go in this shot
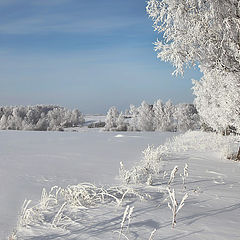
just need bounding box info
[120,131,240,184]
[12,183,149,238]
[119,144,168,184]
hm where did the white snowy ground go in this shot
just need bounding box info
[0,129,176,239]
[1,128,240,240]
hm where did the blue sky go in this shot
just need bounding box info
[0,0,202,113]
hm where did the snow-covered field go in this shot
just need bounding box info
[0,129,176,239]
[1,128,240,239]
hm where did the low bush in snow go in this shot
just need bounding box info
[120,131,240,185]
[88,121,106,128]
[0,105,85,131]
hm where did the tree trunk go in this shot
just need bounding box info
[237,147,240,161]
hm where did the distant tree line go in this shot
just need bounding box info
[0,105,85,131]
[104,100,200,132]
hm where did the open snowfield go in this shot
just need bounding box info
[1,128,240,240]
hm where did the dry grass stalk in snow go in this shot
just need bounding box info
[118,205,130,240]
[13,182,148,239]
[167,187,188,228]
[168,166,178,185]
[148,228,157,240]
[51,202,67,228]
[180,163,189,189]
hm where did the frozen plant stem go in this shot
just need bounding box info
[167,187,188,228]
[148,229,157,240]
[118,205,134,240]
[52,202,67,228]
[168,166,178,185]
[119,205,129,240]
[163,171,168,180]
[127,206,134,231]
[180,163,189,189]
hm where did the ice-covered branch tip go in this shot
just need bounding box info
[168,166,178,185]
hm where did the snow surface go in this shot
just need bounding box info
[0,129,176,239]
[1,128,240,240]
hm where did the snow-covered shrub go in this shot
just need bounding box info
[0,105,85,131]
[119,144,168,184]
[88,121,106,128]
[121,131,240,185]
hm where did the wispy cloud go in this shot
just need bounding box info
[0,0,68,6]
[0,0,147,35]
[0,14,143,35]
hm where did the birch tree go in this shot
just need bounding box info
[147,0,240,133]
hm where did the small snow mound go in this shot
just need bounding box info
[115,134,125,138]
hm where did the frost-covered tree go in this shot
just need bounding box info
[153,99,165,131]
[137,101,154,131]
[70,109,84,126]
[174,104,200,132]
[105,100,200,132]
[162,100,176,131]
[0,105,85,131]
[147,0,240,133]
[116,112,127,131]
[147,0,240,75]
[104,106,119,131]
[0,115,8,129]
[193,70,240,133]
[128,104,139,131]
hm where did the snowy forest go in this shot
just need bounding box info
[0,105,85,131]
[104,100,200,132]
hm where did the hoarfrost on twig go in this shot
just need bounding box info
[168,166,178,185]
[167,187,188,228]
